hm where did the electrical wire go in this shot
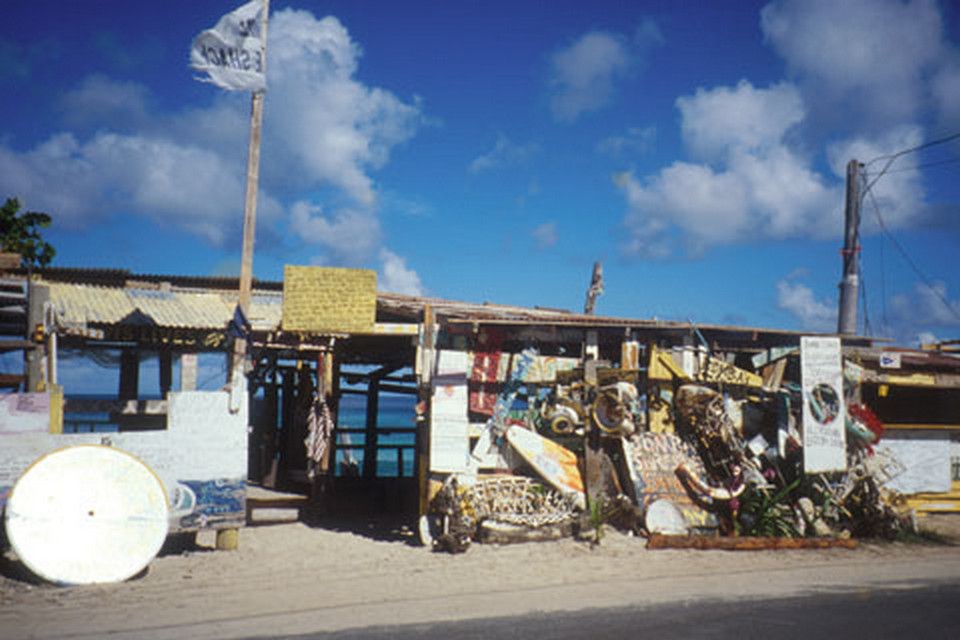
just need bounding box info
[859,264,872,336]
[879,230,890,335]
[865,188,960,325]
[862,130,960,199]
[878,156,960,174]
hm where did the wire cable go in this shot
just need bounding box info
[878,156,960,174]
[862,130,960,200]
[865,188,960,325]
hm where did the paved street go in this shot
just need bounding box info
[275,582,960,640]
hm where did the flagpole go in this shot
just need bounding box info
[238,0,269,318]
[231,0,269,395]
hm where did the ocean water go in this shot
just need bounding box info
[336,393,416,478]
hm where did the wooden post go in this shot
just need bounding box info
[231,0,270,396]
[261,356,279,487]
[159,350,173,397]
[119,349,140,401]
[417,305,434,517]
[215,528,239,551]
[363,376,381,479]
[25,281,48,392]
[237,0,270,316]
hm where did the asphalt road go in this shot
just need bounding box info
[256,581,960,640]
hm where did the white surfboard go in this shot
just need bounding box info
[4,445,170,585]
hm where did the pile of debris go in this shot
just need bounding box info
[424,340,915,552]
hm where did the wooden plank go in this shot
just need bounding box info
[0,340,35,351]
[647,534,859,551]
[0,373,24,388]
[885,423,960,431]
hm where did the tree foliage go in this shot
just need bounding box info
[0,197,55,269]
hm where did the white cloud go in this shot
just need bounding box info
[885,281,960,345]
[532,222,558,249]
[826,125,926,231]
[761,0,948,128]
[776,279,836,332]
[264,11,422,206]
[677,81,804,161]
[469,134,539,174]
[0,129,283,243]
[916,331,938,347]
[615,65,944,258]
[616,80,840,257]
[596,126,656,156]
[549,26,654,123]
[378,248,424,296]
[932,56,960,130]
[0,10,421,263]
[893,281,960,327]
[289,200,381,265]
[59,74,151,130]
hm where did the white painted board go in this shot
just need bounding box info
[879,432,952,494]
[801,336,847,473]
[430,350,469,473]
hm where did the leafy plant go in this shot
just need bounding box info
[1,197,55,270]
[588,495,606,543]
[737,478,801,538]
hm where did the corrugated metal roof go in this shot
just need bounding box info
[49,282,282,331]
[37,272,873,348]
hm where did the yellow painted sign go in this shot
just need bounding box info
[282,265,377,333]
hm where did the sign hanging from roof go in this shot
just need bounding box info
[282,265,377,334]
[190,0,267,92]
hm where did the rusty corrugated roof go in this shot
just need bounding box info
[49,282,282,331]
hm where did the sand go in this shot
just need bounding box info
[2,515,960,639]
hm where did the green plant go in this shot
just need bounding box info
[0,197,55,269]
[588,495,606,543]
[737,479,801,538]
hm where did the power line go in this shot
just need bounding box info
[862,130,960,199]
[865,188,960,325]
[859,263,873,336]
[878,156,960,174]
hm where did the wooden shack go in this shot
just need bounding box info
[1,264,958,556]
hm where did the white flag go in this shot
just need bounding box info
[190,0,266,92]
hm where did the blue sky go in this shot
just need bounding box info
[3,0,960,346]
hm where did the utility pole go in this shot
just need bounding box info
[837,159,861,335]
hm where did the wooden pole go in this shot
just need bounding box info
[231,0,270,393]
[238,0,270,316]
[238,93,264,316]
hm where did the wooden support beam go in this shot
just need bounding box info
[159,350,173,397]
[25,281,48,391]
[119,348,140,401]
[647,534,859,551]
[363,377,381,479]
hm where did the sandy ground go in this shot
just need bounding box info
[2,514,960,640]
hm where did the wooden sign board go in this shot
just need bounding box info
[282,265,377,333]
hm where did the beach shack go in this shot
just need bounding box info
[3,263,959,571]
